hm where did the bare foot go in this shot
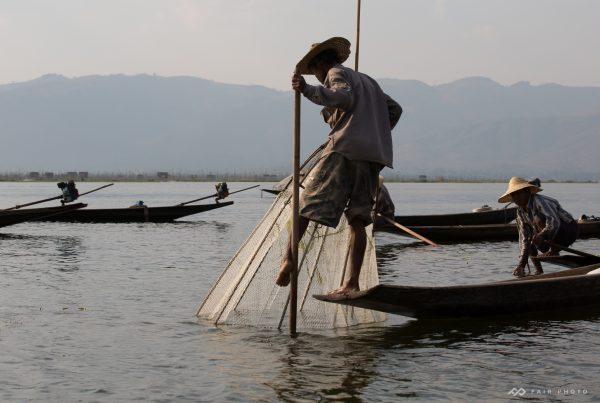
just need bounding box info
[275,259,293,287]
[513,266,526,277]
[327,286,360,296]
[540,250,559,258]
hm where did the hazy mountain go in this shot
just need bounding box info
[1,74,599,179]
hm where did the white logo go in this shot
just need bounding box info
[508,388,527,396]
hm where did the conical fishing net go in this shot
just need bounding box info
[197,147,385,329]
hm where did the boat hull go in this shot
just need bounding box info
[31,201,233,223]
[315,264,600,319]
[0,203,87,228]
[376,220,600,243]
[394,207,517,226]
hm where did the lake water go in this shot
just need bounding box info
[1,181,599,402]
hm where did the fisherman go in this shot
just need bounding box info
[215,182,229,202]
[57,180,79,205]
[374,175,395,227]
[129,200,147,208]
[275,37,402,294]
[498,176,578,277]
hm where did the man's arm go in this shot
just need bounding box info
[533,196,560,240]
[385,94,402,130]
[301,68,353,110]
[517,214,533,267]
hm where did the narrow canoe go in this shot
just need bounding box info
[393,206,518,226]
[533,254,600,268]
[314,263,600,319]
[375,220,600,243]
[0,203,87,229]
[30,201,233,223]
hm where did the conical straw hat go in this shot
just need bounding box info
[498,176,542,203]
[296,37,351,75]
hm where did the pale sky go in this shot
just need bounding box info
[1,0,599,90]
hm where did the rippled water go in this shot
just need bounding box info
[1,181,599,402]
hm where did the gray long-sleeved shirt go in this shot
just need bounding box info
[302,64,399,168]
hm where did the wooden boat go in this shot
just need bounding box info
[375,220,600,243]
[533,254,600,268]
[0,203,87,229]
[314,263,600,319]
[392,206,518,226]
[30,201,233,223]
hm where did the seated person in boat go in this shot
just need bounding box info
[129,200,147,208]
[57,180,79,204]
[215,182,229,202]
[373,175,395,227]
[498,176,578,277]
[275,36,401,295]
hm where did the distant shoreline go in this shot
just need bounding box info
[0,173,597,184]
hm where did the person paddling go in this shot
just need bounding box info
[498,176,578,277]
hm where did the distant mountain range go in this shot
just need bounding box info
[1,74,599,180]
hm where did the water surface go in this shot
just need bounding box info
[1,182,598,401]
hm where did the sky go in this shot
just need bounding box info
[1,0,599,90]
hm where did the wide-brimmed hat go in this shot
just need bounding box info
[296,37,351,75]
[498,176,542,203]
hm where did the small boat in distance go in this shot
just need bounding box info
[375,219,600,243]
[391,206,518,227]
[0,203,87,229]
[314,263,600,319]
[30,201,233,223]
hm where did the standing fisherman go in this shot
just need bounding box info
[276,37,401,295]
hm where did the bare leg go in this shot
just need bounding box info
[328,218,367,295]
[529,245,544,275]
[275,216,310,287]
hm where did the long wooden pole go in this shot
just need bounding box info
[546,241,600,260]
[3,183,114,211]
[355,0,361,71]
[290,80,301,338]
[178,184,259,206]
[78,183,114,197]
[377,214,439,247]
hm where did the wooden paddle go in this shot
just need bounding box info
[3,183,114,211]
[546,241,600,260]
[78,183,114,197]
[377,214,439,247]
[177,184,259,206]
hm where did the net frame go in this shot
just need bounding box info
[197,145,385,329]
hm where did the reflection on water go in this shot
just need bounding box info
[52,236,84,270]
[1,182,599,401]
[203,306,600,401]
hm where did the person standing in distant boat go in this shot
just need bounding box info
[275,37,402,295]
[498,176,578,277]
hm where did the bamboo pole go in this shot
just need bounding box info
[355,0,361,71]
[3,183,113,211]
[290,81,301,338]
[178,184,258,206]
[377,214,439,247]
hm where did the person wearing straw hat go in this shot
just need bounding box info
[498,176,578,277]
[275,36,401,295]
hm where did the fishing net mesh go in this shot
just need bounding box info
[197,148,384,329]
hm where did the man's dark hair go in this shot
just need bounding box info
[308,49,342,70]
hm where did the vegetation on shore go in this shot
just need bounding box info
[0,172,596,184]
